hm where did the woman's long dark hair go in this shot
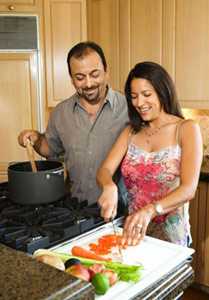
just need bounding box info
[125,61,184,132]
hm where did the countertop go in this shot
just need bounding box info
[0,244,94,300]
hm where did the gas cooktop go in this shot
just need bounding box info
[0,182,104,254]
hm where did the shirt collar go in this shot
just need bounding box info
[105,87,114,110]
[73,86,114,111]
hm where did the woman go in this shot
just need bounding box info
[97,62,203,247]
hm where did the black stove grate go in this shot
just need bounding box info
[0,182,104,253]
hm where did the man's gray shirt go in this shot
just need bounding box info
[45,88,129,205]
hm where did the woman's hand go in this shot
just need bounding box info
[122,204,155,246]
[97,184,118,222]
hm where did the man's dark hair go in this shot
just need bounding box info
[67,41,107,76]
[125,61,184,132]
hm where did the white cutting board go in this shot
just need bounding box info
[51,223,194,300]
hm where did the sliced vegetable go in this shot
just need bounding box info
[55,252,143,283]
[71,246,111,262]
[88,263,105,279]
[119,271,141,283]
[66,264,90,281]
[89,234,127,255]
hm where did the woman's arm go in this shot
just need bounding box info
[122,120,203,245]
[97,126,131,222]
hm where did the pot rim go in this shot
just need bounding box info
[8,160,64,173]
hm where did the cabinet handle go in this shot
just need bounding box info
[8,5,15,11]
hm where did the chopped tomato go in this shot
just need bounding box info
[89,243,98,250]
[88,234,124,255]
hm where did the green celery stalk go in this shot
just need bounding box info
[54,252,143,282]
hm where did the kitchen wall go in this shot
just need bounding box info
[183,109,209,157]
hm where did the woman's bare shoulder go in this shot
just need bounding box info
[179,119,201,146]
[179,118,200,130]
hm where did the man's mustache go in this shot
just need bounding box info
[83,86,99,91]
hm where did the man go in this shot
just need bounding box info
[18,41,128,205]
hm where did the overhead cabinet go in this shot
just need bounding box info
[87,0,121,91]
[0,0,41,12]
[43,0,87,107]
[87,0,209,109]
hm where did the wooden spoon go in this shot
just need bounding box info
[25,139,37,172]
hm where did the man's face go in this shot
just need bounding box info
[70,51,108,104]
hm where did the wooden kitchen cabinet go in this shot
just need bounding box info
[0,0,41,12]
[43,0,87,107]
[87,0,121,91]
[87,0,209,109]
[0,52,39,182]
[87,0,172,93]
[189,181,209,288]
[163,0,209,109]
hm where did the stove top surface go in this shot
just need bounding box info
[0,182,104,253]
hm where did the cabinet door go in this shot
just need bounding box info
[124,0,209,109]
[87,0,164,92]
[87,0,120,91]
[44,0,87,107]
[174,0,209,109]
[87,0,209,109]
[189,181,208,285]
[0,0,41,12]
[204,183,209,287]
[0,52,39,181]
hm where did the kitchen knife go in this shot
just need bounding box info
[111,218,123,262]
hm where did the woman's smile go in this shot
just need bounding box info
[130,78,162,121]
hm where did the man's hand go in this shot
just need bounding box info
[97,184,118,222]
[18,130,41,147]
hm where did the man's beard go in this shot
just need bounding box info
[77,86,101,103]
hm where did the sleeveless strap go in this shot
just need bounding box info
[126,127,135,146]
[127,131,134,146]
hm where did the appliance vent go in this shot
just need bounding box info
[0,16,38,50]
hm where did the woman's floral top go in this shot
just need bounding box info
[121,142,191,246]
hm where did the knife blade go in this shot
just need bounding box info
[111,218,123,262]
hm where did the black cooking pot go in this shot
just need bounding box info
[8,160,65,205]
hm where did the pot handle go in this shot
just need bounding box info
[52,169,64,175]
[45,169,64,180]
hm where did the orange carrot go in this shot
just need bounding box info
[71,246,111,261]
